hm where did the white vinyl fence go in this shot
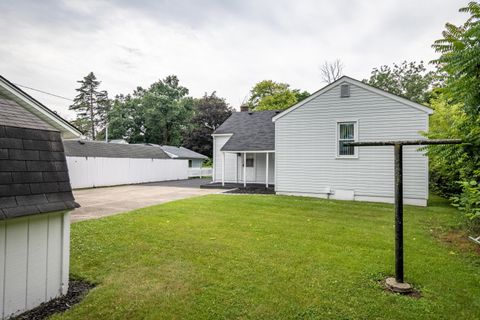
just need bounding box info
[66,157,188,189]
[187,167,213,178]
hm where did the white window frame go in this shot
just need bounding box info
[335,120,359,159]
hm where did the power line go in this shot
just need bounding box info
[14,83,74,102]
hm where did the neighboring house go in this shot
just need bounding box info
[64,141,189,188]
[159,145,208,169]
[212,76,432,206]
[0,78,78,318]
[109,139,129,144]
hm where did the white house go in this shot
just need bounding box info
[212,76,432,206]
[158,145,210,177]
[0,75,80,319]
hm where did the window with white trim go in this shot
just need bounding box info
[337,121,357,157]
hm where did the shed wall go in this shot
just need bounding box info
[66,157,188,189]
[275,81,429,205]
[0,211,69,319]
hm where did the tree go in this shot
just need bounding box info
[293,89,311,102]
[429,2,480,230]
[183,92,234,158]
[105,90,146,143]
[70,72,109,139]
[320,59,344,83]
[142,75,192,145]
[248,80,309,111]
[363,61,436,104]
[106,75,193,145]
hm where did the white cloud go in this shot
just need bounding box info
[0,0,467,119]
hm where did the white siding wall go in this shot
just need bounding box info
[213,136,237,183]
[252,153,275,184]
[190,159,203,169]
[0,212,70,319]
[275,81,429,205]
[66,157,188,189]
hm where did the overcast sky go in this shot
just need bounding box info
[0,0,466,119]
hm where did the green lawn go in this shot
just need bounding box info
[56,195,480,319]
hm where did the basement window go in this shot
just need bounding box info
[337,121,357,157]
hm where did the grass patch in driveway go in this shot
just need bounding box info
[56,194,480,319]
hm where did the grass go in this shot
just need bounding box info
[55,194,480,319]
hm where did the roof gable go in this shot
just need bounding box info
[213,110,277,152]
[272,76,433,122]
[0,98,57,132]
[0,75,83,139]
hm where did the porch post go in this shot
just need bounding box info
[243,152,247,188]
[235,154,238,183]
[265,152,269,188]
[222,152,225,187]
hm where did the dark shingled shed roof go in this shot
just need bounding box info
[0,99,77,220]
[213,110,277,151]
[63,140,170,159]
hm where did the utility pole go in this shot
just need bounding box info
[347,139,462,293]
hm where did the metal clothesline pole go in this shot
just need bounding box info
[346,139,462,292]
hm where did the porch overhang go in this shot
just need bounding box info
[219,150,274,188]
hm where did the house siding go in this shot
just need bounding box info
[213,136,237,182]
[275,81,429,205]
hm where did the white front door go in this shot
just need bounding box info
[244,153,256,182]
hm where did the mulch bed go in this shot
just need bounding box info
[225,186,275,194]
[12,279,95,320]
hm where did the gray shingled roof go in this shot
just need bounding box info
[0,104,77,219]
[0,75,83,138]
[213,110,278,151]
[0,98,56,131]
[160,145,208,160]
[63,140,170,159]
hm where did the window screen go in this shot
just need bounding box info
[338,122,356,156]
[245,158,254,167]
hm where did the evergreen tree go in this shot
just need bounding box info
[70,72,109,139]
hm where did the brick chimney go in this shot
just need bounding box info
[240,104,249,112]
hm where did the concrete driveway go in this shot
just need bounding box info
[71,178,222,222]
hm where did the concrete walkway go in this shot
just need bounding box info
[71,178,222,222]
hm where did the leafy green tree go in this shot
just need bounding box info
[293,89,311,102]
[248,80,309,111]
[142,76,192,145]
[432,1,480,116]
[106,75,192,145]
[105,90,146,143]
[363,61,436,104]
[70,72,109,139]
[183,92,234,158]
[429,2,480,230]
